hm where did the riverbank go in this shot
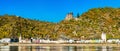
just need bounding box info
[0,43,119,47]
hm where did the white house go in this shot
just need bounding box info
[1,38,10,43]
[101,32,106,42]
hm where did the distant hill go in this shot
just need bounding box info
[0,7,120,40]
[0,15,56,39]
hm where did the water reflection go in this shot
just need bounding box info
[10,46,18,51]
[0,46,120,51]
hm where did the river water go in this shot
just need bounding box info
[0,46,120,51]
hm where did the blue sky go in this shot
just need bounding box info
[0,0,120,22]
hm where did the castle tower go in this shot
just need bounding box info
[65,12,73,21]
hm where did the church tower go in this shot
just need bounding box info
[101,32,106,43]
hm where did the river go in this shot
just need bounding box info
[0,46,120,51]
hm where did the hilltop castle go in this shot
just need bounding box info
[65,12,79,21]
[65,12,74,20]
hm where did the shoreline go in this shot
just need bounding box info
[0,43,119,47]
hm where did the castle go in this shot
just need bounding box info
[65,12,79,21]
[65,12,73,20]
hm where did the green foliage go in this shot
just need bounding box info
[61,7,120,39]
[0,7,120,39]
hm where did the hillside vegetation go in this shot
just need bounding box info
[0,7,120,40]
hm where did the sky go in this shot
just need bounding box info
[0,0,120,23]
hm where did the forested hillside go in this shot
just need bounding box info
[61,7,120,39]
[0,7,120,40]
